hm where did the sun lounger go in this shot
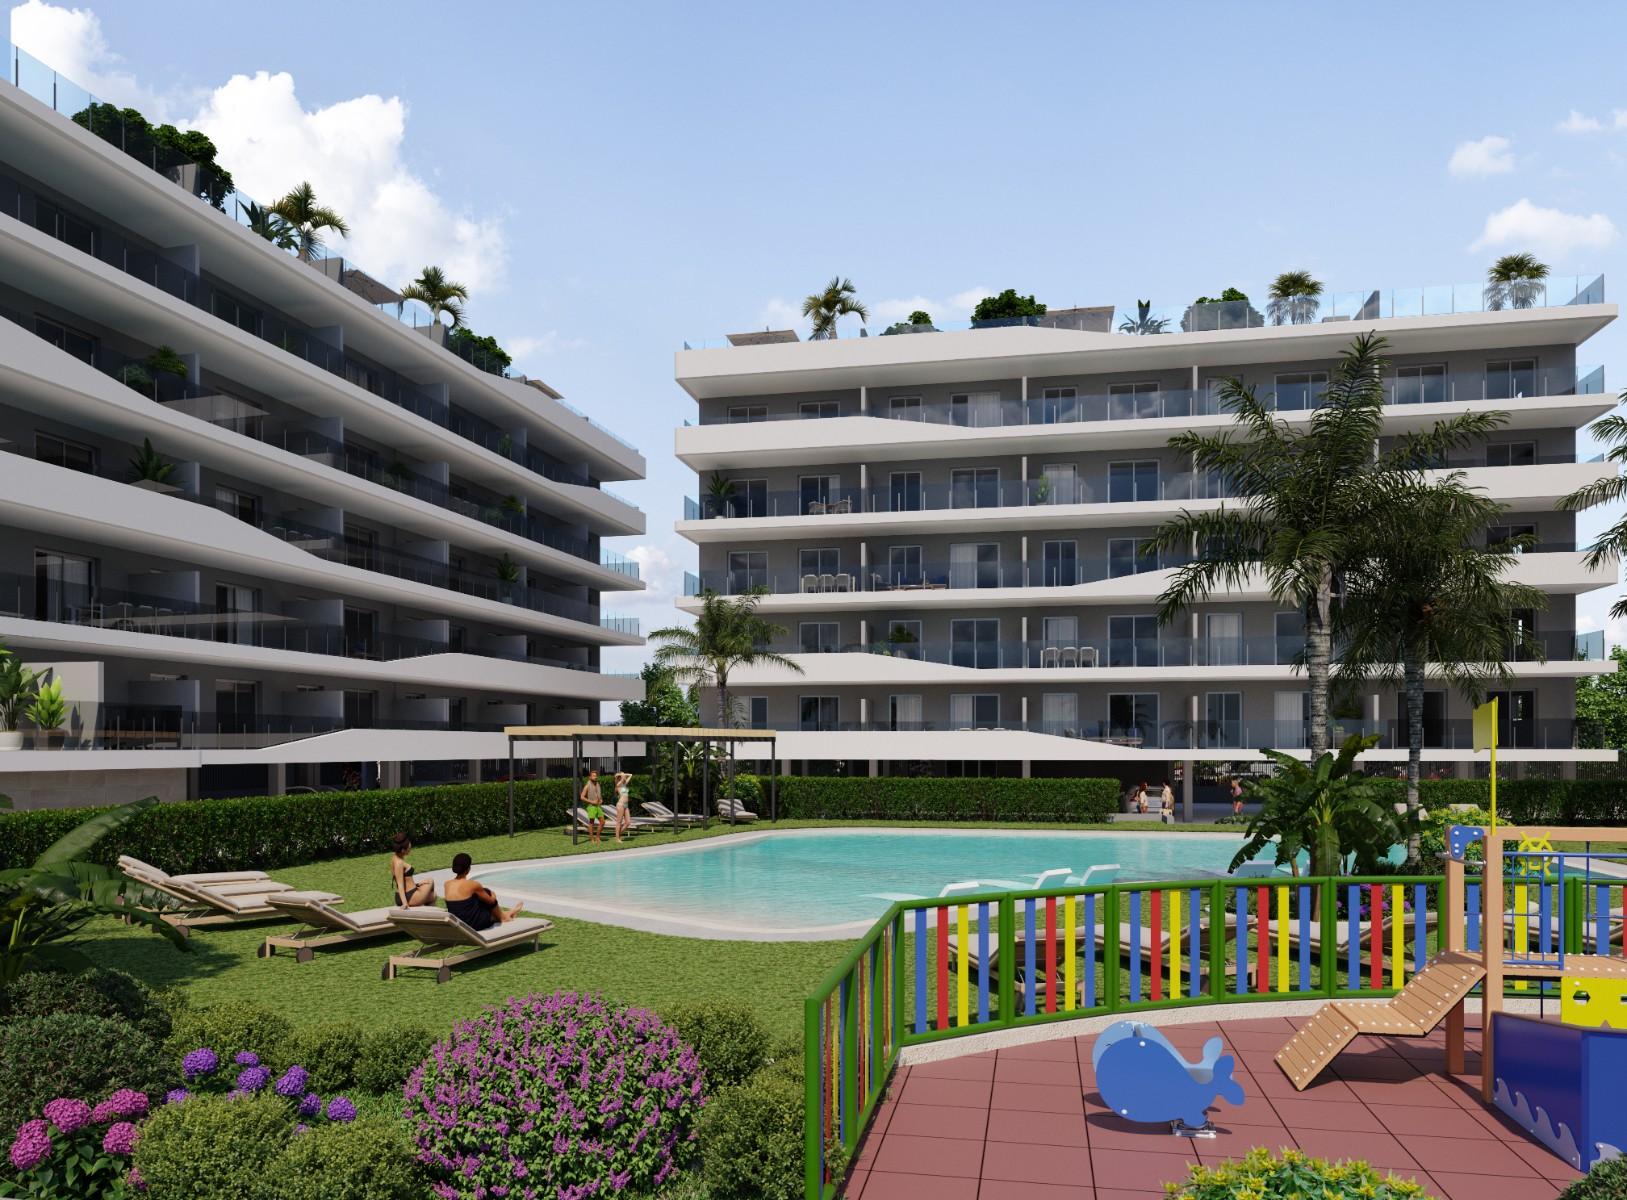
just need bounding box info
[716,796,759,822]
[118,855,273,887]
[382,907,553,983]
[117,857,334,934]
[258,893,402,962]
[641,801,706,825]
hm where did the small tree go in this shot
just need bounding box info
[619,663,700,728]
[971,289,1046,322]
[1267,270,1324,325]
[400,266,470,329]
[1484,252,1550,310]
[1576,646,1627,751]
[801,277,868,339]
[1561,404,1627,620]
[271,181,350,262]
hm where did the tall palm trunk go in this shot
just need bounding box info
[1402,655,1425,868]
[1304,570,1334,757]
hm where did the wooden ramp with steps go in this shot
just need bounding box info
[1275,950,1486,1090]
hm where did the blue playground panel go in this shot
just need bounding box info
[1492,1013,1627,1171]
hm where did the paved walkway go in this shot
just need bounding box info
[843,1016,1581,1200]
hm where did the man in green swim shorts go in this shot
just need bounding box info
[581,768,605,844]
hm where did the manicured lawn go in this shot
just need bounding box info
[79,819,1234,1040]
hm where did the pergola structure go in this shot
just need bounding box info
[501,725,780,843]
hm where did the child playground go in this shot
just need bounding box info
[822,822,1627,1200]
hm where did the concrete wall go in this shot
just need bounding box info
[0,766,190,809]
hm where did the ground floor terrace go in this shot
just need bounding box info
[846,1011,1577,1200]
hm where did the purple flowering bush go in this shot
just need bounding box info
[4,1085,147,1198]
[167,1043,355,1125]
[405,990,707,1200]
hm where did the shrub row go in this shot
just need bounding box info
[1398,778,1627,826]
[754,774,1122,822]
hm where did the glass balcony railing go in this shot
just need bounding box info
[683,277,1606,350]
[692,367,1605,429]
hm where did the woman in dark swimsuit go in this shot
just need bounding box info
[442,852,522,930]
[390,833,435,907]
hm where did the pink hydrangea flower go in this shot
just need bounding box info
[104,1089,150,1119]
[8,1119,53,1173]
[89,1100,119,1124]
[42,1098,91,1134]
[102,1122,141,1156]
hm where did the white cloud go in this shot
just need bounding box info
[1469,198,1619,256]
[1447,135,1514,177]
[9,0,181,117]
[1557,109,1604,134]
[869,287,992,328]
[507,331,587,364]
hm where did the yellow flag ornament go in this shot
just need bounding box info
[1472,698,1498,831]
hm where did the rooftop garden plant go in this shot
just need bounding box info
[1484,251,1550,311]
[1118,299,1169,335]
[882,310,936,335]
[445,326,511,374]
[270,182,350,263]
[1267,269,1324,325]
[400,266,469,329]
[70,102,236,209]
[971,289,1046,323]
[241,201,298,252]
[801,276,868,339]
[1180,287,1262,330]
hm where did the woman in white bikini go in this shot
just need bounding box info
[613,771,633,842]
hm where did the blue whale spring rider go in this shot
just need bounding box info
[1091,1021,1246,1133]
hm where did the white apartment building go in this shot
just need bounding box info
[674,287,1619,799]
[0,45,646,806]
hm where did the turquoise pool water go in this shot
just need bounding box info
[478,830,1264,937]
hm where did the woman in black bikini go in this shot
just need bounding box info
[390,833,435,907]
[443,852,522,930]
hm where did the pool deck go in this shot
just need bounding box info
[842,1015,1581,1200]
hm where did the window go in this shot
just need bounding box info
[1108,615,1159,667]
[1038,386,1078,424]
[744,697,769,729]
[883,620,923,658]
[1107,381,1160,420]
[1487,690,1536,747]
[732,478,768,518]
[343,689,377,729]
[887,545,922,588]
[1274,371,1329,411]
[1274,691,1310,749]
[214,486,261,525]
[1039,463,1078,504]
[888,396,923,421]
[344,606,380,658]
[214,584,258,646]
[343,358,383,396]
[799,622,840,653]
[33,199,95,255]
[1205,612,1243,666]
[889,471,923,512]
[1487,524,1538,552]
[799,474,840,514]
[1205,692,1243,748]
[949,391,1001,428]
[1041,615,1078,647]
[950,618,1001,668]
[1042,539,1078,586]
[949,543,1001,589]
[1485,442,1537,468]
[799,695,839,731]
[800,400,840,419]
[1392,364,1446,406]
[345,524,379,571]
[726,550,768,593]
[210,288,262,336]
[889,694,923,730]
[799,548,841,581]
[1108,693,1159,745]
[34,550,96,623]
[1041,693,1079,736]
[1506,608,1540,661]
[950,694,999,728]
[34,432,97,474]
[33,315,96,364]
[215,680,257,733]
[1108,461,1159,503]
[950,467,1001,509]
[1394,691,1447,749]
[1108,537,1157,578]
[726,405,767,423]
[1274,611,1306,664]
[1485,359,1536,401]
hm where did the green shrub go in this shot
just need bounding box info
[0,1013,170,1134]
[663,1002,771,1089]
[761,1034,806,1084]
[0,965,173,1042]
[699,1068,804,1200]
[166,1001,294,1072]
[356,1024,439,1095]
[284,1021,363,1094]
[262,1118,424,1200]
[767,775,1119,822]
[1168,1147,1430,1199]
[134,1093,290,1200]
[1562,1156,1627,1199]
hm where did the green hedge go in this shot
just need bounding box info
[1403,779,1627,826]
[758,775,1121,822]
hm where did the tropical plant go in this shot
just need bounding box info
[24,678,67,732]
[241,200,298,251]
[618,662,700,729]
[1230,736,1401,877]
[494,554,521,586]
[1148,332,1507,758]
[145,346,188,377]
[499,493,523,516]
[129,438,175,485]
[269,182,350,262]
[399,266,469,329]
[650,590,802,731]
[1267,270,1324,325]
[0,643,41,732]
[116,362,155,395]
[704,471,737,517]
[1118,299,1169,335]
[971,289,1046,323]
[1336,475,1547,865]
[0,795,188,983]
[445,327,511,373]
[1561,403,1627,619]
[1484,252,1550,310]
[801,276,868,339]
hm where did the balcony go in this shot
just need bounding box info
[685,550,1193,597]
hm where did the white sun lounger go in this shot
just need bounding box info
[641,801,706,825]
[715,796,759,822]
[383,907,554,983]
[259,893,402,962]
[117,857,335,934]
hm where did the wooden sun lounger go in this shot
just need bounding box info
[716,797,759,822]
[641,801,706,825]
[117,856,336,935]
[383,907,554,983]
[258,893,402,962]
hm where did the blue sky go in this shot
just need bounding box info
[10,0,1627,682]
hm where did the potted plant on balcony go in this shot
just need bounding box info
[117,346,188,400]
[495,554,521,602]
[128,437,181,494]
[0,645,40,751]
[25,676,68,749]
[501,494,525,517]
[704,472,737,519]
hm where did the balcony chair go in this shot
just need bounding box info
[1041,646,1060,669]
[807,501,827,515]
[833,573,852,592]
[801,574,820,593]
[1078,646,1099,668]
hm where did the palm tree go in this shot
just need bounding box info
[1267,270,1324,325]
[1148,333,1507,758]
[400,266,470,329]
[1230,735,1401,879]
[241,200,297,252]
[801,276,868,340]
[270,181,350,262]
[1484,252,1550,311]
[650,590,802,728]
[1117,300,1169,335]
[1562,404,1627,618]
[1336,475,1547,866]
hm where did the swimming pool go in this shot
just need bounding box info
[470,829,1268,941]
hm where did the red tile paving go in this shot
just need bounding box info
[839,1017,1575,1200]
